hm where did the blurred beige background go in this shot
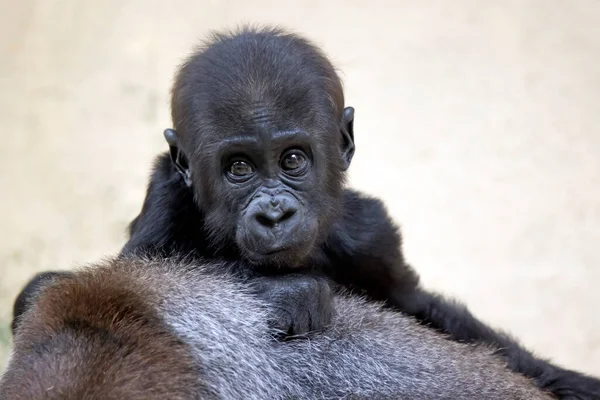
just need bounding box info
[0,0,599,375]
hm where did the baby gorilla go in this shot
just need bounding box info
[23,27,599,398]
[120,27,600,398]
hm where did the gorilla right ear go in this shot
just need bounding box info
[163,129,192,187]
[340,107,355,171]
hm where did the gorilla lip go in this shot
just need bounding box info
[246,246,291,259]
[264,247,290,256]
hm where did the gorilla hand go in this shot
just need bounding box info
[250,274,333,338]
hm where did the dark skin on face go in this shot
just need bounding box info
[15,27,600,399]
[183,123,339,267]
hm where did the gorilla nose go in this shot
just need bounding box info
[255,207,297,228]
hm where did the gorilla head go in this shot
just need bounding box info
[165,28,355,267]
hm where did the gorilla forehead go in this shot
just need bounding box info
[193,97,327,161]
[171,26,344,146]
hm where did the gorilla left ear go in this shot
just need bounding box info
[164,129,192,187]
[340,106,355,170]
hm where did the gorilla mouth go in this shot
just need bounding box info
[236,218,320,268]
[263,247,290,256]
[245,246,292,261]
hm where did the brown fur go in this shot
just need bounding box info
[1,262,202,399]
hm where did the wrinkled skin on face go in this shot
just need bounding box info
[196,122,335,268]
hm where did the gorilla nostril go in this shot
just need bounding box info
[280,209,296,222]
[256,214,275,228]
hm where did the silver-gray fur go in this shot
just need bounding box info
[151,259,553,399]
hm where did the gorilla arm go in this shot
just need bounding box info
[326,189,600,399]
[3,257,553,400]
[121,153,200,257]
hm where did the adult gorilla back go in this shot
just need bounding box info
[2,258,552,399]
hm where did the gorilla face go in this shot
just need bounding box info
[184,104,354,268]
[222,129,321,266]
[164,102,355,268]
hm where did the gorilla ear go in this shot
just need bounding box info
[340,107,355,171]
[163,129,192,187]
[12,271,72,335]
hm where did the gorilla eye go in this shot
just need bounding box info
[281,151,308,173]
[228,160,254,177]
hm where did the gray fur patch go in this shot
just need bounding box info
[143,259,552,400]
